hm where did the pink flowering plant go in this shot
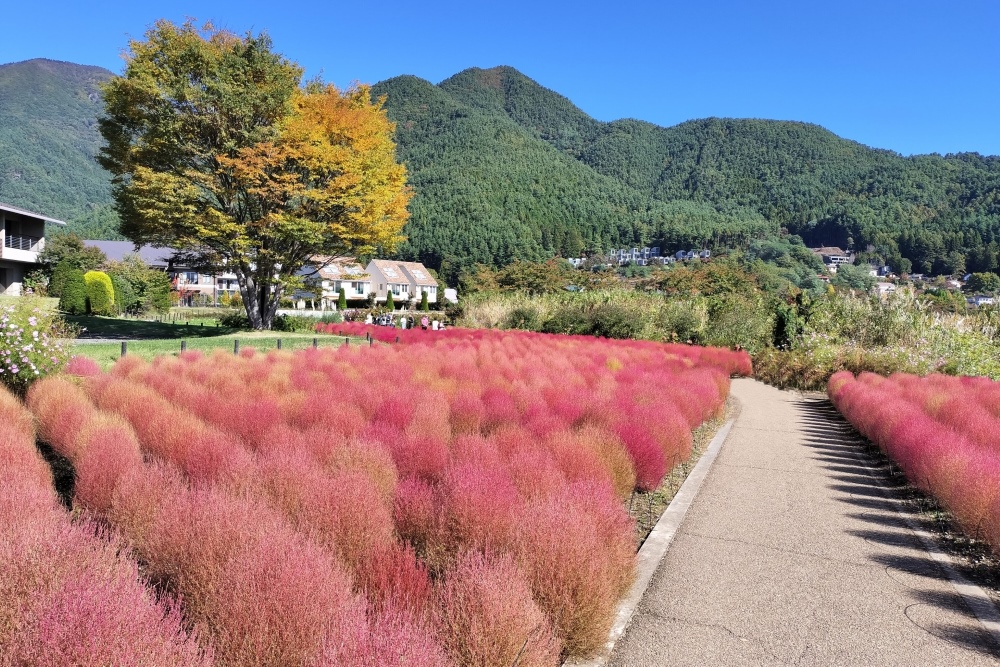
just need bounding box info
[0,298,74,391]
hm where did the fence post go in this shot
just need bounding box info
[345,337,349,346]
[120,341,127,357]
[180,340,187,353]
[276,338,282,350]
[395,336,400,343]
[234,340,240,355]
[313,338,318,349]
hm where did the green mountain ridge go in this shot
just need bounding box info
[1,59,998,280]
[0,59,121,238]
[381,65,1000,279]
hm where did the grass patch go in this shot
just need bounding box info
[73,333,371,368]
[65,314,236,339]
[0,295,59,311]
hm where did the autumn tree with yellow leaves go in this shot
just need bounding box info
[99,20,411,329]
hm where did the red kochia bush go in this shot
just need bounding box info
[830,371,1000,554]
[434,551,560,667]
[0,384,210,666]
[29,328,739,663]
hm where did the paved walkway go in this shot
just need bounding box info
[609,378,1000,666]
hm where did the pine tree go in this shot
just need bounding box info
[385,290,395,310]
[420,290,429,311]
[338,287,347,310]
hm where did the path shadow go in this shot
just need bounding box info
[794,395,1000,658]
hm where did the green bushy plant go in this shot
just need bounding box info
[58,268,88,315]
[503,306,541,331]
[83,271,116,315]
[0,298,74,392]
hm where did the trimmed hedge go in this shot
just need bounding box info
[84,271,116,315]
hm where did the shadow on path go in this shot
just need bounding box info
[795,396,1000,659]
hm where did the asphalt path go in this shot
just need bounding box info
[608,378,1000,666]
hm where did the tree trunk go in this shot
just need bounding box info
[237,269,282,330]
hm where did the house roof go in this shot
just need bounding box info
[308,256,370,281]
[810,246,848,256]
[369,259,437,287]
[0,202,67,225]
[83,240,174,266]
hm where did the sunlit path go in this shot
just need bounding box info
[609,378,1000,666]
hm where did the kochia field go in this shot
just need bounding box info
[18,330,750,666]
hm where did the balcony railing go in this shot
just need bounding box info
[4,234,41,252]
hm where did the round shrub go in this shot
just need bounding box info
[503,306,541,331]
[58,268,88,315]
[84,271,116,316]
[540,307,591,336]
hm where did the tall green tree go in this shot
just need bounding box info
[98,20,411,329]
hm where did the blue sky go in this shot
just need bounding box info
[2,0,997,156]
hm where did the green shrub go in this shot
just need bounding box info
[274,314,316,333]
[338,287,347,310]
[420,290,429,312]
[385,291,395,310]
[319,312,344,324]
[49,261,76,299]
[58,269,88,315]
[541,307,592,336]
[219,311,251,328]
[588,304,640,339]
[109,273,137,315]
[0,297,74,392]
[503,306,541,331]
[84,271,116,315]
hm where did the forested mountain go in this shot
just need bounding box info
[1,59,998,281]
[0,59,121,238]
[379,66,1000,279]
[371,74,773,281]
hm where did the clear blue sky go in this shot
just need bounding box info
[3,0,997,156]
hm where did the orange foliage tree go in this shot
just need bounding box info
[99,20,411,329]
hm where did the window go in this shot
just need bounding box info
[184,272,198,284]
[351,282,364,293]
[391,284,402,295]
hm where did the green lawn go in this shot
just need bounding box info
[66,315,368,368]
[65,314,237,339]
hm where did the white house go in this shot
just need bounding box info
[366,259,438,305]
[302,256,373,307]
[1,203,66,296]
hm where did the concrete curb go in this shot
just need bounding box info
[851,446,1000,649]
[564,417,736,667]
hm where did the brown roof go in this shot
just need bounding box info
[369,259,437,287]
[810,247,848,256]
[311,256,370,281]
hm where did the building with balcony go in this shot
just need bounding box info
[0,203,66,295]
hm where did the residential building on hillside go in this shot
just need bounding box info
[0,203,65,296]
[366,259,438,305]
[811,247,852,269]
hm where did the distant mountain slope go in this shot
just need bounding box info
[1,59,998,279]
[372,73,774,279]
[0,59,120,237]
[428,66,1000,276]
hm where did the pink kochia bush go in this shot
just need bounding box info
[829,371,1000,551]
[25,331,744,665]
[0,384,209,666]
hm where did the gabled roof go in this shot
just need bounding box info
[810,246,848,256]
[307,256,370,281]
[83,240,174,266]
[0,202,67,225]
[369,259,437,287]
